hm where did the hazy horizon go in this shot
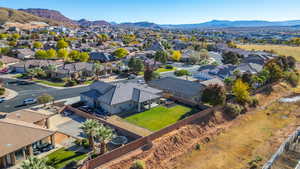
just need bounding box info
[1,0,300,24]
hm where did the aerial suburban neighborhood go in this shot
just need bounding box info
[0,1,300,169]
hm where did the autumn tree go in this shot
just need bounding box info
[232,79,250,105]
[171,50,182,61]
[56,39,69,49]
[113,48,129,59]
[33,41,43,49]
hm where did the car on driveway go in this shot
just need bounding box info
[23,98,37,105]
[128,74,137,80]
[0,97,6,103]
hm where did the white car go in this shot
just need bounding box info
[23,98,37,105]
[0,97,5,103]
[137,79,145,84]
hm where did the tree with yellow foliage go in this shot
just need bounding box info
[171,50,182,61]
[232,79,250,104]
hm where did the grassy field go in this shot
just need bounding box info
[46,148,88,169]
[125,105,192,131]
[174,100,300,169]
[155,67,176,73]
[237,44,300,61]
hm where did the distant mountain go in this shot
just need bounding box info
[76,19,110,27]
[0,7,61,26]
[19,8,78,28]
[119,22,161,29]
[161,20,300,29]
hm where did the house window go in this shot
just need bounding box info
[15,148,25,161]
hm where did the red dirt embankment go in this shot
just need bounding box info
[105,83,298,169]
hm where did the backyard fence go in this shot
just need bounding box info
[262,127,300,169]
[71,105,220,169]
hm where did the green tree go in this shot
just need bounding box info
[35,50,48,59]
[222,51,243,65]
[78,52,90,62]
[113,48,129,59]
[56,39,69,49]
[80,119,99,152]
[232,79,250,104]
[201,84,226,106]
[122,34,136,44]
[37,93,54,107]
[11,33,21,40]
[69,50,80,61]
[95,124,115,154]
[144,67,159,83]
[264,62,284,82]
[21,156,54,169]
[46,49,57,58]
[154,50,168,66]
[57,48,69,60]
[33,41,43,49]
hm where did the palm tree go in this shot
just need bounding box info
[80,119,99,152]
[95,124,115,154]
[21,156,53,169]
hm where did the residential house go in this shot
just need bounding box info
[16,49,35,59]
[194,64,236,81]
[149,77,205,106]
[50,62,97,79]
[9,60,63,73]
[0,56,20,68]
[81,81,162,114]
[0,111,55,168]
[90,52,116,63]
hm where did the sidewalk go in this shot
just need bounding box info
[3,88,18,100]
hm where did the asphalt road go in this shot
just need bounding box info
[0,64,200,113]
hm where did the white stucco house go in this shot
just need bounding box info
[80,81,162,114]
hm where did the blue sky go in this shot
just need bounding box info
[1,0,300,24]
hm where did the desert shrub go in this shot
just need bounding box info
[285,71,300,87]
[131,160,146,169]
[0,87,5,95]
[224,103,242,118]
[249,97,259,108]
[195,143,201,150]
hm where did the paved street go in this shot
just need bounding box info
[0,64,200,113]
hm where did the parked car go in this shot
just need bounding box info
[128,74,137,80]
[0,97,5,103]
[18,81,32,85]
[137,79,145,84]
[23,98,37,105]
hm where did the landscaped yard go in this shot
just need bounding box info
[237,44,300,61]
[45,148,88,169]
[125,105,192,131]
[155,67,176,73]
[33,79,66,87]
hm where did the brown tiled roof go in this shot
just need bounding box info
[0,56,20,64]
[0,119,55,157]
[3,109,50,123]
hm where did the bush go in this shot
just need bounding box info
[285,71,300,87]
[249,97,259,108]
[195,143,201,150]
[0,87,5,96]
[165,65,174,69]
[65,160,77,169]
[174,69,191,77]
[131,160,146,169]
[224,103,242,118]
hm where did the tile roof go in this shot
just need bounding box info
[2,109,50,124]
[0,119,55,157]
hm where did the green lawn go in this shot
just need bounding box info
[125,105,192,131]
[45,148,88,169]
[33,79,66,87]
[155,67,176,73]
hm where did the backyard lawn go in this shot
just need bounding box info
[45,148,88,169]
[155,67,176,73]
[125,105,192,131]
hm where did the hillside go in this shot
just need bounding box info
[161,20,300,29]
[77,19,110,27]
[19,8,77,28]
[0,7,61,26]
[119,22,161,29]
